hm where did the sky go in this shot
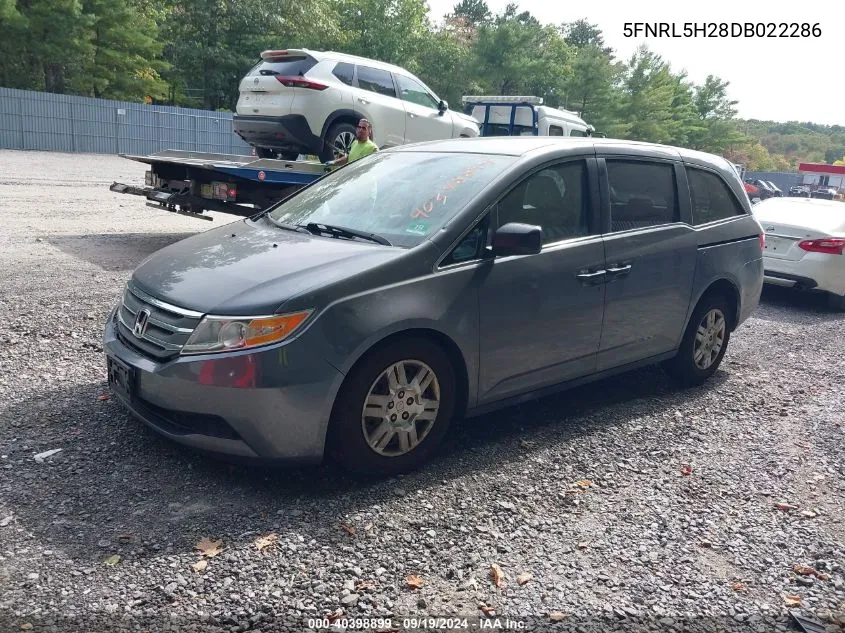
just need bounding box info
[424,0,845,126]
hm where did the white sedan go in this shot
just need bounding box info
[752,197,845,311]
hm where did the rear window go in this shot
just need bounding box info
[247,56,316,77]
[356,66,396,97]
[688,168,746,225]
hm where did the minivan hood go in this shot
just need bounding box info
[130,218,404,315]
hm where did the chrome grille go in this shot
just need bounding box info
[117,283,203,359]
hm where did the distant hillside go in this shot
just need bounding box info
[727,120,845,172]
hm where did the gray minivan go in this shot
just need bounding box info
[103,137,765,475]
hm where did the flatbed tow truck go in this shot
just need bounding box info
[109,149,326,221]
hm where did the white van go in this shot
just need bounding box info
[461,95,594,138]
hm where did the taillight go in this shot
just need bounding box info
[274,76,327,90]
[758,233,765,251]
[798,238,845,255]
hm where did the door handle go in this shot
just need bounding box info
[606,264,632,278]
[576,270,607,286]
[408,112,416,118]
[357,97,369,105]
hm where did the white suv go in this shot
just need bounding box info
[233,49,481,161]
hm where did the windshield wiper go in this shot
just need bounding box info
[265,215,310,234]
[300,222,392,246]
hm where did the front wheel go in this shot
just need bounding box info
[663,294,731,387]
[326,337,456,476]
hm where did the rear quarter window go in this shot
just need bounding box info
[332,62,355,86]
[247,56,316,77]
[687,167,746,225]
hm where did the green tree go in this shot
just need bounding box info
[471,5,572,100]
[72,0,168,100]
[613,46,677,142]
[449,0,490,25]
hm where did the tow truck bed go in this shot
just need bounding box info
[110,150,324,220]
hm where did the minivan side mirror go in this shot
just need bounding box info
[438,99,448,114]
[492,223,542,257]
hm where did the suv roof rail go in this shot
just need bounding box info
[462,95,544,105]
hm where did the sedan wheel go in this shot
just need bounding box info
[328,337,456,475]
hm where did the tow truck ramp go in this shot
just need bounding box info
[110,150,325,220]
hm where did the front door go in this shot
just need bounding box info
[394,74,453,143]
[477,157,607,403]
[596,157,697,371]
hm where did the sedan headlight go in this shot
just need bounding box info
[181,310,313,355]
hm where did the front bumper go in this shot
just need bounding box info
[232,114,321,155]
[102,312,344,463]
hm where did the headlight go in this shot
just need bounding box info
[181,310,313,355]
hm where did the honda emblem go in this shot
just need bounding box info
[254,78,259,85]
[133,309,151,338]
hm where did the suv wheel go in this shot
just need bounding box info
[321,122,357,162]
[663,294,731,387]
[326,337,456,476]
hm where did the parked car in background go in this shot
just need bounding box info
[789,185,812,198]
[103,137,764,474]
[812,186,838,200]
[763,181,783,197]
[752,197,845,310]
[745,179,776,200]
[232,49,480,161]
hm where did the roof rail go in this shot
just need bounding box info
[461,95,544,105]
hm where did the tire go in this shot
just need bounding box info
[254,147,275,159]
[662,294,732,388]
[326,337,456,476]
[320,122,357,163]
[828,292,845,312]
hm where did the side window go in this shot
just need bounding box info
[548,125,563,136]
[569,129,587,137]
[396,74,439,109]
[356,66,396,98]
[441,216,491,266]
[606,160,678,232]
[332,62,354,86]
[687,167,746,225]
[495,161,590,244]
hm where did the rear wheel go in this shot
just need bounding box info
[828,291,845,312]
[320,122,356,163]
[254,147,275,159]
[326,337,456,476]
[663,294,732,387]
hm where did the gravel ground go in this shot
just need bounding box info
[0,149,843,633]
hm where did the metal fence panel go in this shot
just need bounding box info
[0,87,253,156]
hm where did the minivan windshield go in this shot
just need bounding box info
[267,152,515,247]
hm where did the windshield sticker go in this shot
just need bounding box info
[406,222,429,235]
[410,159,497,220]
